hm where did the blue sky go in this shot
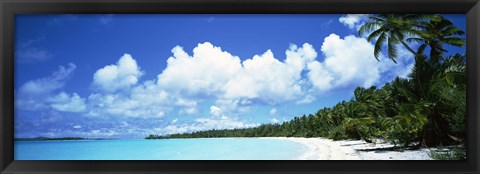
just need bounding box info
[14,14,465,138]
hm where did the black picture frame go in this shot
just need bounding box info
[1,0,479,174]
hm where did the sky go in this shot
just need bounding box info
[14,14,466,139]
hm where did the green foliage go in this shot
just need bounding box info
[327,126,348,140]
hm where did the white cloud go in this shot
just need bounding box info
[194,117,256,130]
[223,43,316,104]
[161,125,189,135]
[214,98,253,117]
[308,34,381,92]
[308,34,415,93]
[171,119,178,124]
[80,41,412,120]
[86,91,170,118]
[18,63,76,96]
[93,54,143,93]
[296,95,316,104]
[155,116,259,135]
[73,125,82,129]
[271,118,280,124]
[157,43,241,96]
[339,14,369,30]
[16,63,77,110]
[209,105,229,119]
[269,108,278,115]
[49,92,86,112]
[157,42,318,106]
[210,105,222,117]
[180,108,197,115]
[175,98,198,115]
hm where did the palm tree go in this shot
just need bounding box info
[407,16,465,64]
[358,14,428,63]
[390,53,466,147]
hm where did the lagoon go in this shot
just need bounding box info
[14,138,308,160]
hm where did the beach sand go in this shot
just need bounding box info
[262,137,433,160]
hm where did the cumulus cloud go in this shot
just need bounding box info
[308,34,415,93]
[175,98,198,115]
[84,41,411,120]
[214,98,253,117]
[157,43,241,96]
[208,105,229,120]
[223,43,317,103]
[149,42,320,118]
[271,118,280,124]
[307,34,382,92]
[86,90,170,118]
[339,14,369,30]
[158,42,318,109]
[93,54,143,93]
[48,92,86,112]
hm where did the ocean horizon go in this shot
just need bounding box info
[14,138,308,160]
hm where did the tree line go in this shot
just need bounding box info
[147,15,466,152]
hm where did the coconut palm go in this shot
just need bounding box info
[358,14,429,63]
[407,16,465,64]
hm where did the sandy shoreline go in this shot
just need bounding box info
[261,137,433,160]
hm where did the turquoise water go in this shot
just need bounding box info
[14,138,308,160]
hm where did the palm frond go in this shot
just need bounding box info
[387,37,398,63]
[439,37,465,46]
[374,33,387,60]
[406,37,424,43]
[358,22,381,36]
[367,27,384,42]
[369,15,386,22]
[402,14,437,22]
[442,27,465,36]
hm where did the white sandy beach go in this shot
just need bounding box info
[263,137,433,160]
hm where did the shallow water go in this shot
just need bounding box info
[14,138,308,160]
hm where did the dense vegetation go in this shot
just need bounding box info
[147,15,466,157]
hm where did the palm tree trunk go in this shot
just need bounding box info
[429,43,442,64]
